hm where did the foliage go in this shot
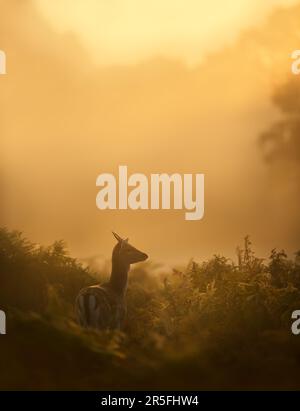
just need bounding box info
[0,228,299,389]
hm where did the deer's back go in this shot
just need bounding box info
[75,284,126,330]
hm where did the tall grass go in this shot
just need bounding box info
[0,228,299,389]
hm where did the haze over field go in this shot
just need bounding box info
[36,0,298,67]
[0,0,300,263]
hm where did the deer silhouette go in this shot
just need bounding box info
[75,232,148,330]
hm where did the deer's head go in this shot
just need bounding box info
[112,231,148,266]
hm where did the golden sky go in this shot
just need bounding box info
[35,0,298,66]
[1,0,300,264]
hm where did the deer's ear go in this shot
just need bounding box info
[119,238,129,251]
[112,231,122,242]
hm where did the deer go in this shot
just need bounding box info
[75,232,148,330]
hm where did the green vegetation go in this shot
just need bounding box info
[0,228,299,390]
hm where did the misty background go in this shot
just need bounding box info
[0,0,300,264]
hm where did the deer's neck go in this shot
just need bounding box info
[109,259,129,297]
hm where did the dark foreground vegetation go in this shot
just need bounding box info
[0,228,299,390]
